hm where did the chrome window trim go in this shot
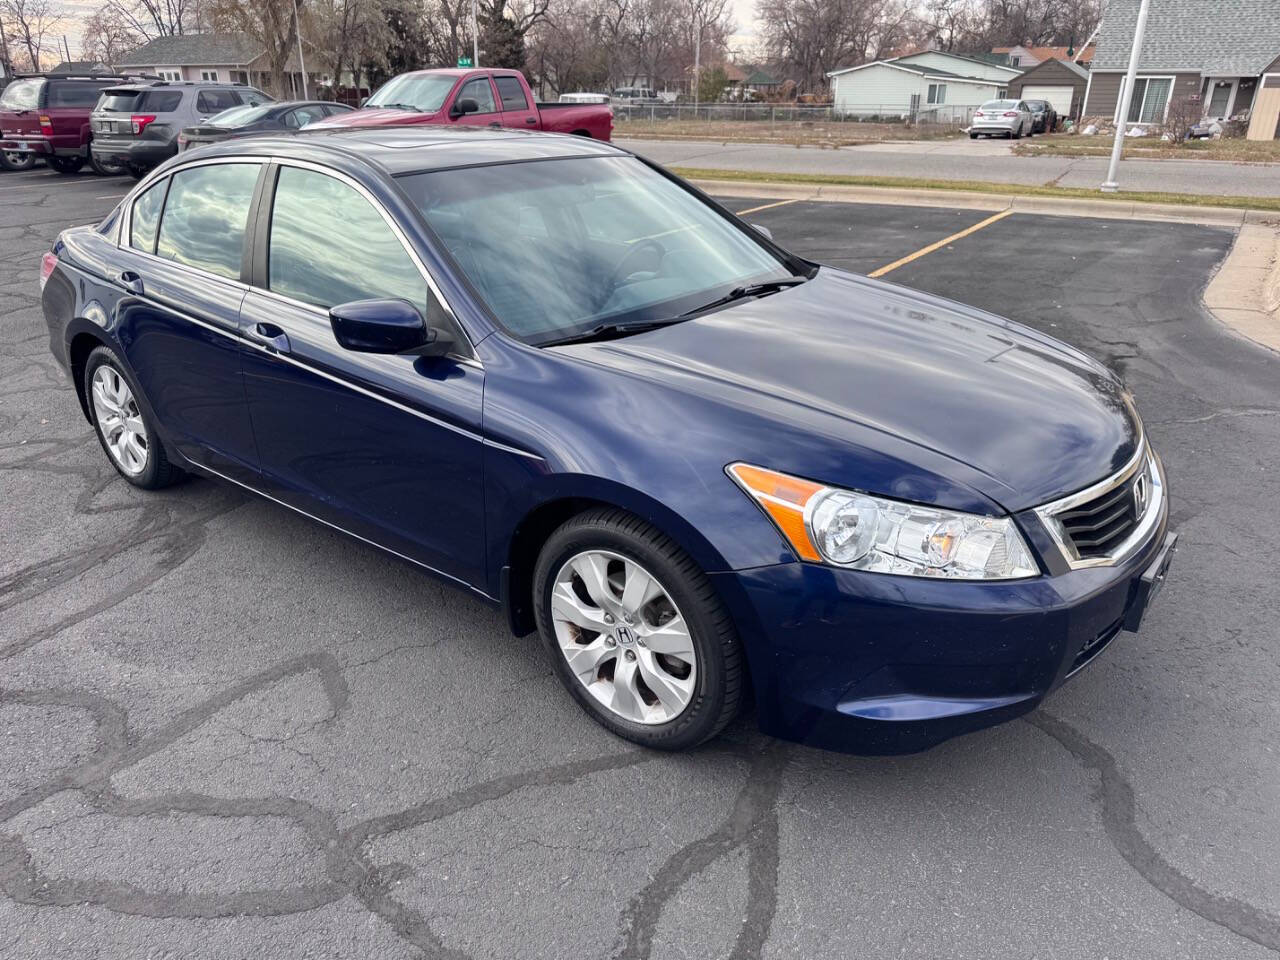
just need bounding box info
[1034,437,1166,570]
[117,153,477,362]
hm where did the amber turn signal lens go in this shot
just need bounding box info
[727,463,824,562]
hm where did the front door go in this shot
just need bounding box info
[111,160,264,482]
[238,163,486,585]
[451,75,502,129]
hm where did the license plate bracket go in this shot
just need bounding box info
[1123,532,1177,632]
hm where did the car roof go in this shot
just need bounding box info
[182,126,628,176]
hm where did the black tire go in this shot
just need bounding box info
[83,345,181,490]
[1,150,36,171]
[48,155,85,175]
[533,507,744,751]
[125,162,148,180]
[90,153,126,176]
[969,132,978,139]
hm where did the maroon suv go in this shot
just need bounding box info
[0,74,127,174]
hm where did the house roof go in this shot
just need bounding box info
[1091,0,1280,74]
[118,33,262,67]
[895,50,1023,75]
[826,59,1002,87]
[993,45,1095,65]
[51,61,112,74]
[1015,57,1090,81]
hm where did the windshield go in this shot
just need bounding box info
[366,73,457,112]
[209,104,273,127]
[0,79,43,111]
[400,156,792,345]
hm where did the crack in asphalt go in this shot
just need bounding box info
[1027,712,1280,954]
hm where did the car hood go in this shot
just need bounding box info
[309,108,434,127]
[560,269,1139,513]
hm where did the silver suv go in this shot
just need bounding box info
[90,80,272,178]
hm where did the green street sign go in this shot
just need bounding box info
[457,56,473,67]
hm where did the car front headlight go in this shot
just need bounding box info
[727,463,1038,580]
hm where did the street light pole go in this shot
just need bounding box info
[292,0,309,98]
[1101,0,1152,193]
[471,0,480,68]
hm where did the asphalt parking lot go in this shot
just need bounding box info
[3,166,1280,959]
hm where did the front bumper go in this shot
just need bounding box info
[713,510,1172,755]
[91,137,175,169]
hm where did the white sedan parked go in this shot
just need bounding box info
[969,100,1034,139]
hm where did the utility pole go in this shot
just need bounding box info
[471,0,480,68]
[1101,0,1152,193]
[292,0,309,98]
[692,22,701,112]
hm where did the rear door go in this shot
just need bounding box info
[237,162,486,584]
[109,159,264,481]
[450,75,502,128]
[495,75,538,129]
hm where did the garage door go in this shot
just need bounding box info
[1021,84,1075,116]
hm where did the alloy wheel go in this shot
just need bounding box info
[550,550,697,725]
[91,364,149,475]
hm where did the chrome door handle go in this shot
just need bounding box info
[524,117,537,125]
[246,321,290,354]
[116,270,144,295]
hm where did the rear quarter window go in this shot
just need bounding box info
[141,91,183,112]
[48,82,112,108]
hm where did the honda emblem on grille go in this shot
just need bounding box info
[1133,473,1149,515]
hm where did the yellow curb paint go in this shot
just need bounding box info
[735,198,801,216]
[868,209,1014,278]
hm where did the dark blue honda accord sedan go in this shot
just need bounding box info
[40,127,1176,755]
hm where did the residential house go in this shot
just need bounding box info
[116,33,320,98]
[1083,0,1280,139]
[992,45,1095,69]
[827,51,1022,120]
[1007,57,1091,120]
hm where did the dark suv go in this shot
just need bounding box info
[0,74,128,174]
[90,81,272,178]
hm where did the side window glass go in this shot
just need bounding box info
[197,89,239,114]
[495,76,529,111]
[268,166,429,311]
[240,89,272,106]
[155,163,260,279]
[281,110,301,129]
[129,179,167,253]
[459,78,497,114]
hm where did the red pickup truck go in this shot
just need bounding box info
[308,68,612,140]
[0,73,127,174]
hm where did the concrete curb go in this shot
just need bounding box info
[1203,223,1280,354]
[690,178,1280,228]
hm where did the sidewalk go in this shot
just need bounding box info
[618,137,1280,199]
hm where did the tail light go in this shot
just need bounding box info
[131,114,157,135]
[39,114,53,136]
[974,111,984,118]
[39,251,57,290]
[1003,111,1019,117]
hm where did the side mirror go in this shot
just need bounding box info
[751,223,773,241]
[329,298,454,356]
[451,97,479,118]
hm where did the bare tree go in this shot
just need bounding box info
[0,0,62,71]
[208,0,303,95]
[101,0,206,39]
[756,0,911,94]
[81,5,147,67]
[309,0,392,90]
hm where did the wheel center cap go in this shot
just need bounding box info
[615,624,637,646]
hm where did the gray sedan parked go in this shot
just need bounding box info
[969,100,1034,139]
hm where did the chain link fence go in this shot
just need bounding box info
[611,102,977,140]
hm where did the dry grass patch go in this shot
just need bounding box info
[1014,135,1280,163]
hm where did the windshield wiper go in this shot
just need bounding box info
[541,317,692,347]
[685,277,807,316]
[373,102,424,112]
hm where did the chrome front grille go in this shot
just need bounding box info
[1034,440,1164,570]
